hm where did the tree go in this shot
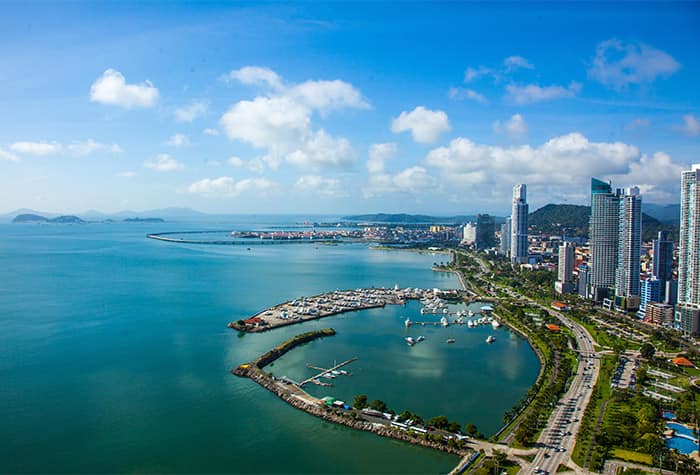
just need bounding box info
[428,415,449,430]
[397,410,411,422]
[640,342,656,359]
[465,422,479,437]
[369,399,387,412]
[492,450,507,475]
[353,394,367,410]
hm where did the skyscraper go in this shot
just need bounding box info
[475,214,496,250]
[555,242,576,294]
[615,187,642,310]
[676,164,700,335]
[652,231,674,302]
[589,178,620,302]
[499,217,511,257]
[510,184,528,264]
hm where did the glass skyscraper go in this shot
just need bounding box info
[676,164,700,335]
[510,184,528,264]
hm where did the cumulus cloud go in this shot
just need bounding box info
[117,171,136,177]
[505,82,581,104]
[367,143,398,174]
[504,55,534,71]
[203,128,220,136]
[225,66,284,90]
[448,87,488,104]
[175,100,208,122]
[679,114,700,136]
[391,106,451,144]
[493,114,528,140]
[464,66,494,83]
[421,132,684,205]
[0,147,20,161]
[143,153,183,171]
[89,69,159,109]
[166,134,189,147]
[220,67,365,171]
[588,39,680,90]
[228,156,243,167]
[295,175,348,197]
[10,141,62,155]
[392,166,437,192]
[187,176,276,197]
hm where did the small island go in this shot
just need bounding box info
[12,213,85,224]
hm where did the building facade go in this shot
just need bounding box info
[510,184,528,264]
[555,242,576,294]
[499,217,511,257]
[615,187,642,311]
[676,164,700,335]
[475,214,496,250]
[589,178,620,302]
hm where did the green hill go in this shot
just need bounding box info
[529,204,678,242]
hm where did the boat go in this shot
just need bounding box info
[468,310,475,317]
[322,373,336,379]
[405,336,416,346]
[416,335,425,342]
[446,338,456,343]
[331,370,341,376]
[486,335,495,343]
[440,316,449,327]
[405,317,411,327]
[491,320,501,329]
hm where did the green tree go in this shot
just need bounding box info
[428,415,449,429]
[492,450,507,475]
[369,399,387,412]
[640,342,656,359]
[465,422,479,437]
[353,394,367,409]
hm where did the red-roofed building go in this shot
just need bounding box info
[672,357,695,368]
[551,301,570,311]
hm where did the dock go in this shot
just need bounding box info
[300,357,358,387]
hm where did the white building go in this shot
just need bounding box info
[510,184,528,264]
[676,164,700,335]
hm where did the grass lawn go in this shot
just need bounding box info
[611,448,653,465]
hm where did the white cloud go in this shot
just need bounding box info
[187,176,275,196]
[143,153,184,171]
[504,56,534,71]
[175,100,208,122]
[117,171,136,177]
[679,114,700,136]
[89,69,159,109]
[464,66,494,83]
[67,139,122,156]
[228,156,243,167]
[10,141,62,155]
[289,80,370,113]
[367,143,397,174]
[392,166,437,192]
[295,175,348,197]
[505,82,581,104]
[225,66,284,90]
[166,134,190,147]
[203,128,220,136]
[0,147,20,161]
[391,106,451,144]
[286,130,355,170]
[493,114,528,140]
[624,118,650,132]
[448,87,488,104]
[588,39,680,90]
[220,68,365,171]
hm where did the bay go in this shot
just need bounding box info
[0,222,538,473]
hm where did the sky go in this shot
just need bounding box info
[1,1,699,215]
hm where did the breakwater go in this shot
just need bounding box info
[232,329,470,457]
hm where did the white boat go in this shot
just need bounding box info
[416,336,425,342]
[331,370,341,376]
[405,337,416,346]
[446,338,456,343]
[440,316,449,327]
[468,310,475,317]
[491,320,501,329]
[405,317,411,327]
[486,335,495,343]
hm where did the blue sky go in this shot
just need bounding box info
[1,1,699,215]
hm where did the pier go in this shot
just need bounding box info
[300,357,358,387]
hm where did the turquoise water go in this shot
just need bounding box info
[0,222,539,473]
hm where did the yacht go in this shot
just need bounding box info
[491,320,501,329]
[486,335,495,343]
[405,337,416,346]
[404,317,411,327]
[446,338,456,344]
[440,316,449,327]
[416,336,425,342]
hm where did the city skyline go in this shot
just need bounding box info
[1,2,699,215]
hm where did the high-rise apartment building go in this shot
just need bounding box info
[589,178,620,302]
[462,223,476,245]
[510,184,528,264]
[475,214,496,250]
[676,164,700,335]
[615,187,642,310]
[652,231,674,302]
[555,242,576,294]
[499,217,511,257]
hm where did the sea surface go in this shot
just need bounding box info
[0,221,539,473]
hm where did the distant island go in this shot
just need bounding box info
[123,217,165,223]
[11,214,165,224]
[12,214,85,224]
